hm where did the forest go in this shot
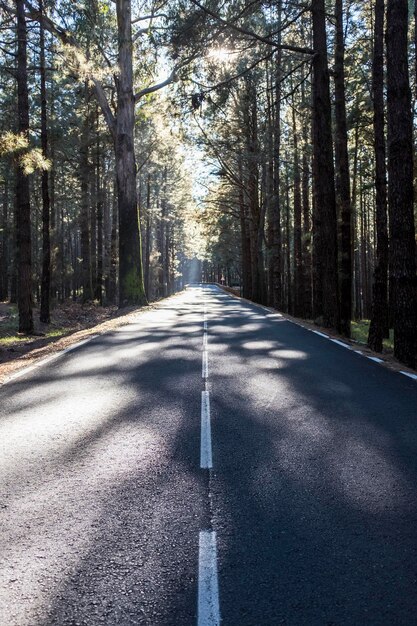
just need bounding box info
[0,0,416,368]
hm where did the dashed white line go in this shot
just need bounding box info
[204,320,208,330]
[202,351,208,379]
[203,332,208,349]
[198,531,220,626]
[200,390,212,469]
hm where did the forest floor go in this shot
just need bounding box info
[0,300,156,384]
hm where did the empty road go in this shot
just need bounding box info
[1,284,417,625]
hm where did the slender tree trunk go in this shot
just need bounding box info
[0,178,9,300]
[39,0,51,323]
[334,0,352,337]
[108,180,118,303]
[302,117,312,319]
[386,0,417,367]
[311,0,339,328]
[16,0,33,333]
[270,3,283,310]
[144,173,151,299]
[368,0,389,352]
[80,91,93,302]
[95,120,103,303]
[115,0,146,306]
[292,103,303,317]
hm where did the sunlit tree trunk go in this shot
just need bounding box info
[115,0,146,306]
[40,0,51,323]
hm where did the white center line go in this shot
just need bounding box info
[198,531,220,626]
[204,320,208,330]
[200,390,212,469]
[202,351,209,379]
[203,332,208,349]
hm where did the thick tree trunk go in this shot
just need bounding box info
[115,0,146,306]
[16,0,33,333]
[39,0,51,323]
[334,0,352,337]
[368,0,389,352]
[311,0,339,328]
[386,0,417,367]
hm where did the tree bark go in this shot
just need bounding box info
[334,0,352,337]
[0,177,9,301]
[115,0,146,306]
[368,0,389,352]
[39,0,51,323]
[386,0,417,367]
[311,0,339,328]
[292,102,303,317]
[16,0,33,333]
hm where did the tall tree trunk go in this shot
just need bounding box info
[334,0,352,337]
[115,0,146,306]
[270,3,283,310]
[292,102,303,317]
[107,180,118,304]
[311,0,339,328]
[302,114,312,319]
[386,0,417,367]
[80,91,93,302]
[39,0,51,323]
[0,177,9,300]
[95,118,103,303]
[144,173,151,300]
[368,0,389,352]
[16,0,33,333]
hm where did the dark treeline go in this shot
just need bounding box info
[190,0,417,368]
[0,0,416,369]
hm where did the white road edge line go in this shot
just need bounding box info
[5,335,99,384]
[202,350,209,379]
[216,284,417,383]
[367,356,384,364]
[200,390,212,469]
[198,531,220,626]
[330,338,351,349]
[400,371,417,381]
[312,330,329,339]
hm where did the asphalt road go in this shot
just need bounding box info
[1,284,417,625]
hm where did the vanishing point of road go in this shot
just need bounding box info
[1,284,417,625]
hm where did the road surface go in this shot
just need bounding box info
[1,284,416,625]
